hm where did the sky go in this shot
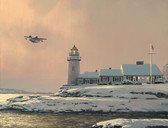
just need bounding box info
[0,0,168,92]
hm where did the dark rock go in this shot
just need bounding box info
[29,96,40,99]
[146,126,168,128]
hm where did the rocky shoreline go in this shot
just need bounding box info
[0,84,168,113]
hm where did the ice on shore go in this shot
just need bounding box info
[91,119,168,128]
[0,84,168,113]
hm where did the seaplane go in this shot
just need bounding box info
[24,35,47,43]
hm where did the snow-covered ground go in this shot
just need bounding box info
[0,84,168,113]
[92,119,168,128]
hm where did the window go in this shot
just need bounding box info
[93,80,97,84]
[78,79,83,84]
[113,77,117,81]
[151,77,155,82]
[102,77,108,81]
[156,76,161,79]
[133,76,136,81]
[85,80,90,84]
[72,66,75,71]
[146,77,149,81]
[113,77,121,81]
[127,76,131,80]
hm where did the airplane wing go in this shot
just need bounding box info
[39,38,47,40]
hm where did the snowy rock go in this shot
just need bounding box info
[0,84,168,113]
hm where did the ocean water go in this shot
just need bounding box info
[0,111,118,128]
[0,94,168,128]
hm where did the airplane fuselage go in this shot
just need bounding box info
[29,38,40,43]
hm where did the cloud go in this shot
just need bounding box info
[29,0,59,14]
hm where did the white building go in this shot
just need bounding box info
[67,45,81,85]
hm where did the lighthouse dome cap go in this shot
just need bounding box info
[71,45,78,50]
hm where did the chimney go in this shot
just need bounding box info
[136,61,144,65]
[109,67,112,70]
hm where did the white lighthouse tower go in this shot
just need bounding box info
[67,45,81,85]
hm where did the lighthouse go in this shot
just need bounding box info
[67,45,81,85]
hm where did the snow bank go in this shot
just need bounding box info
[56,84,168,98]
[0,84,168,113]
[92,119,168,128]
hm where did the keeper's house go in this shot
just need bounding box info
[121,62,163,83]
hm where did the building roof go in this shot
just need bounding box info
[100,69,122,76]
[78,72,99,79]
[121,64,162,76]
[71,45,78,50]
